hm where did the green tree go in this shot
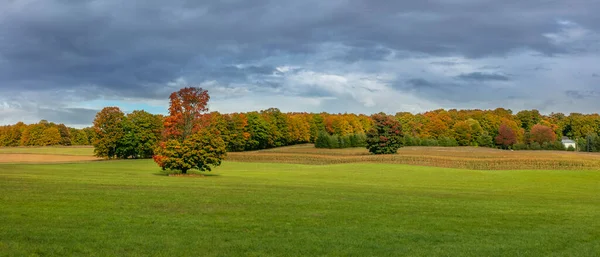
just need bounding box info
[93,107,126,159]
[117,110,163,159]
[366,113,403,154]
[245,112,270,150]
[453,119,483,146]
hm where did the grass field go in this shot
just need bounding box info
[1,146,599,256]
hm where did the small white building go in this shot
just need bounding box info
[561,138,577,150]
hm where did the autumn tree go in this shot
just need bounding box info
[93,107,126,159]
[529,124,557,145]
[495,124,517,149]
[366,113,403,154]
[225,113,250,152]
[57,124,72,146]
[163,87,210,142]
[154,87,226,174]
[452,119,483,146]
[153,129,226,174]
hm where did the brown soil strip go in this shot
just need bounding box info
[0,154,100,163]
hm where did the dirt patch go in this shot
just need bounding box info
[0,154,101,163]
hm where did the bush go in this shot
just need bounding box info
[438,137,458,147]
[530,142,542,150]
[512,143,529,150]
[421,138,438,146]
[567,145,576,151]
[477,132,494,148]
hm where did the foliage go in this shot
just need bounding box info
[154,88,226,173]
[116,110,164,159]
[93,107,126,159]
[153,129,227,174]
[163,87,210,142]
[529,124,557,144]
[6,107,600,153]
[366,113,403,154]
[495,124,517,149]
[315,132,366,149]
[477,132,494,147]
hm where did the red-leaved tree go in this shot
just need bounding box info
[529,124,557,144]
[495,124,517,149]
[163,87,210,142]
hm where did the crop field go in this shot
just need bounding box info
[228,144,600,170]
[1,146,599,256]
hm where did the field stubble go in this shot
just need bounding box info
[228,144,600,170]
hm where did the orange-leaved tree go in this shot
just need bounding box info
[154,87,226,174]
[163,87,210,142]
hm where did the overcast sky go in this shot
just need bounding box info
[1,0,599,127]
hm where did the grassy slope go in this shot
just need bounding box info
[1,160,599,256]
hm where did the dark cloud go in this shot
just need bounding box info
[37,108,99,125]
[456,72,511,81]
[0,0,600,125]
[565,90,600,99]
[405,79,437,89]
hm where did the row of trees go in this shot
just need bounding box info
[0,121,93,147]
[6,108,600,153]
[92,109,164,159]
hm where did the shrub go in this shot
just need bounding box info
[438,137,458,147]
[421,138,438,146]
[477,132,494,147]
[315,132,367,149]
[567,145,576,151]
[530,142,542,150]
[512,143,528,150]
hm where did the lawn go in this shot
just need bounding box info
[1,160,599,256]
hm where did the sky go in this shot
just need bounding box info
[1,0,599,127]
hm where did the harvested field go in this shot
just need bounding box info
[228,144,600,170]
[0,146,94,156]
[0,154,100,163]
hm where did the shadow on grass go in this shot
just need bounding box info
[153,171,221,177]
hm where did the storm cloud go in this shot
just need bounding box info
[1,0,599,126]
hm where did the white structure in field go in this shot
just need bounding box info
[561,138,577,149]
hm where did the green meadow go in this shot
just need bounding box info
[1,160,599,256]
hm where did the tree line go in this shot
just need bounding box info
[4,101,600,153]
[0,120,94,147]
